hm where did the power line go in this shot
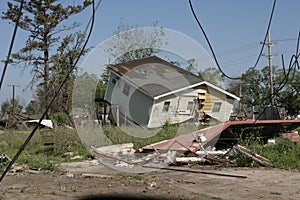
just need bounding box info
[0,0,24,92]
[217,43,259,57]
[188,0,277,80]
[251,0,277,70]
[0,0,97,183]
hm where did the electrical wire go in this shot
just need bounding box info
[0,0,97,183]
[0,0,24,92]
[251,0,277,70]
[250,31,300,124]
[188,0,277,80]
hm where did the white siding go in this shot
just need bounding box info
[148,95,196,128]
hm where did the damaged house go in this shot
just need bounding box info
[104,56,239,128]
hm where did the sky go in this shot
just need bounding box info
[0,0,300,107]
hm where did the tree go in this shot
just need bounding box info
[198,67,224,87]
[1,101,10,114]
[25,99,38,115]
[227,66,300,116]
[275,68,300,115]
[48,32,89,120]
[105,20,166,64]
[2,0,91,115]
[1,99,23,114]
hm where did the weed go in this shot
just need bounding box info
[253,138,300,169]
[51,190,59,195]
[20,187,26,193]
[235,133,300,169]
[60,185,79,192]
[190,192,222,200]
[103,124,178,149]
[0,128,92,173]
[118,173,146,181]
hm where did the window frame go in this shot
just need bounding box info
[187,101,194,111]
[163,101,171,112]
[122,83,130,96]
[212,102,222,112]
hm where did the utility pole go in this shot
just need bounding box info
[239,71,243,113]
[261,30,277,106]
[7,84,20,113]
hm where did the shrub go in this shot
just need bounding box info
[50,112,69,127]
[253,138,300,169]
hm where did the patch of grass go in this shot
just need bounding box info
[235,133,300,169]
[60,185,79,192]
[0,128,92,172]
[118,173,147,181]
[103,124,179,149]
[233,131,264,167]
[20,187,26,193]
[252,138,300,169]
[191,192,222,200]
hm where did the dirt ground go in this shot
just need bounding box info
[0,160,300,200]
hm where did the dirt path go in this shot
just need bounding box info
[1,160,300,200]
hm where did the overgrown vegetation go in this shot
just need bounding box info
[1,124,300,172]
[50,112,70,127]
[103,124,179,149]
[0,128,91,172]
[251,138,300,169]
[235,131,300,169]
[118,173,147,181]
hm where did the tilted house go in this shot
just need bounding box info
[104,56,239,128]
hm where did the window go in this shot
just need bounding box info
[112,78,117,84]
[123,83,130,96]
[212,102,222,112]
[163,101,170,112]
[187,101,194,110]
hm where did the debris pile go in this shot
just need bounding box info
[90,130,273,172]
[0,154,10,163]
[280,132,300,143]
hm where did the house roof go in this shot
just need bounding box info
[108,56,203,98]
[107,56,239,100]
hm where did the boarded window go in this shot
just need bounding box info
[163,101,170,112]
[123,83,130,96]
[212,102,222,112]
[187,101,194,110]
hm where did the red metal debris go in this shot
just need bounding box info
[142,119,300,152]
[281,132,300,143]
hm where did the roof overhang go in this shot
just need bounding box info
[153,81,240,101]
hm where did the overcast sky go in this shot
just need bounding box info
[1,0,299,107]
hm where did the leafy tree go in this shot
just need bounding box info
[227,66,300,115]
[1,99,23,114]
[2,0,91,115]
[198,67,224,87]
[50,112,69,126]
[275,68,300,115]
[106,20,166,64]
[72,72,99,115]
[25,99,38,115]
[48,32,89,120]
[1,101,11,114]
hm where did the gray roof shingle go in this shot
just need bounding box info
[107,56,203,98]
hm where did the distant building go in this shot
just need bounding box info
[104,56,239,128]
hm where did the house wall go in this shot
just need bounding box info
[104,72,119,103]
[129,89,153,125]
[105,74,236,127]
[195,85,234,122]
[148,91,198,128]
[104,72,153,126]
